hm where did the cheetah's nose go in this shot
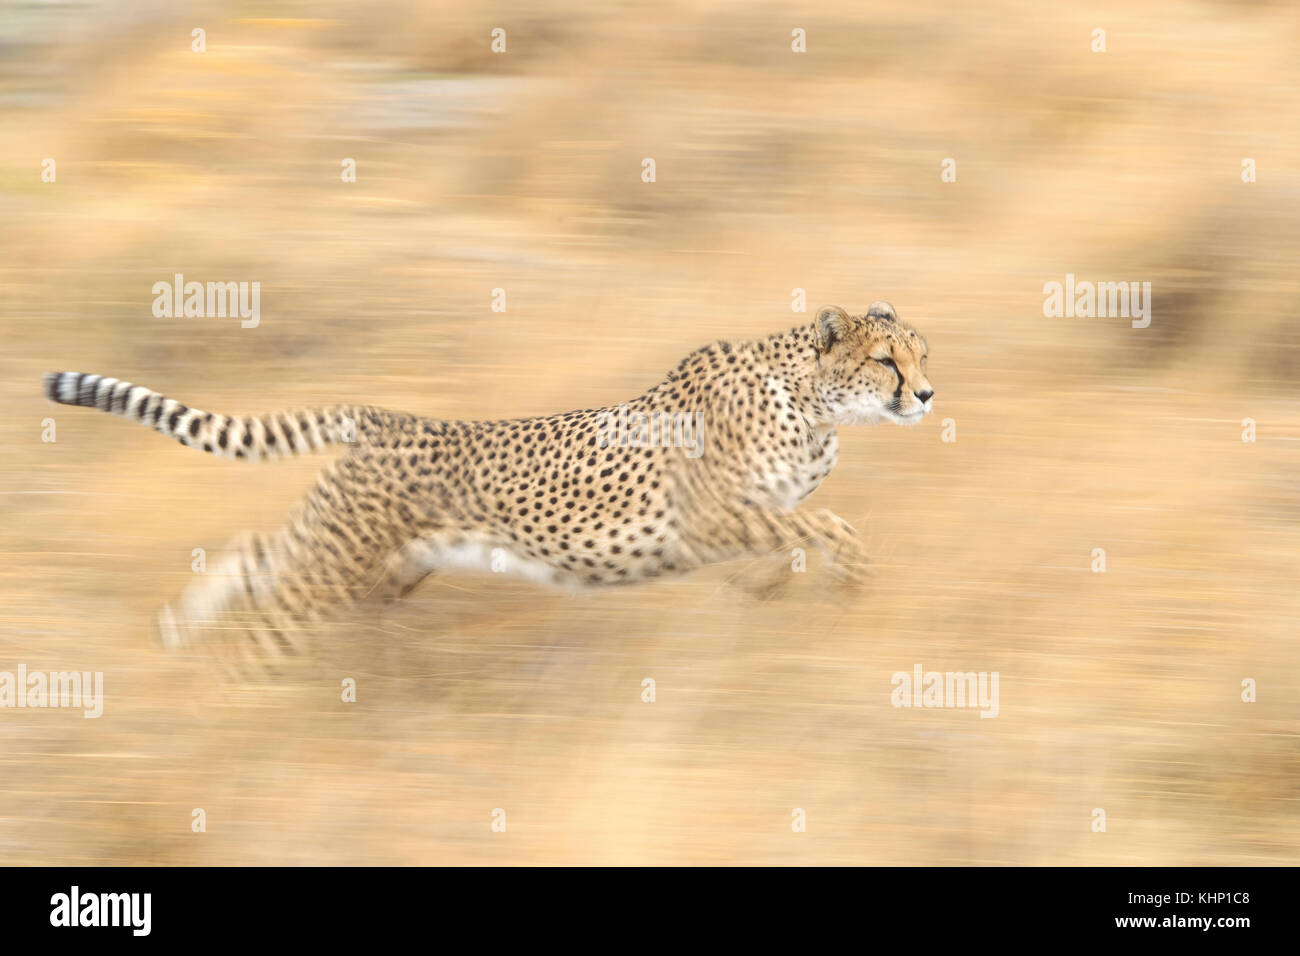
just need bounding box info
[915,389,934,404]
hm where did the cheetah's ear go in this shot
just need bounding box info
[866,301,897,321]
[813,306,852,353]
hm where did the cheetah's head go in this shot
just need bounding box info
[810,302,933,427]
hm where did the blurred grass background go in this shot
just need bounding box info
[1,0,1298,864]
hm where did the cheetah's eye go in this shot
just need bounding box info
[874,357,898,370]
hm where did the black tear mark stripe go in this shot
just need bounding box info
[886,363,904,403]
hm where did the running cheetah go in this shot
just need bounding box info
[43,302,933,668]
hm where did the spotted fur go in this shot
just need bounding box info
[43,302,933,670]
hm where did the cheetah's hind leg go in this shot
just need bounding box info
[156,524,375,677]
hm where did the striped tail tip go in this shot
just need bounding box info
[43,370,100,406]
[42,371,67,403]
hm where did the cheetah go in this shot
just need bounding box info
[43,301,933,668]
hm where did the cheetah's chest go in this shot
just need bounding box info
[751,423,839,509]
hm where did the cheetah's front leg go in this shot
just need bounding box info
[686,505,871,588]
[770,507,870,587]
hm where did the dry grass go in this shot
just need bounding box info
[1,0,1297,864]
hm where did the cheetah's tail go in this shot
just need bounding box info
[42,371,372,461]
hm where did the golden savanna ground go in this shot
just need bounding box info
[1,1,1297,864]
